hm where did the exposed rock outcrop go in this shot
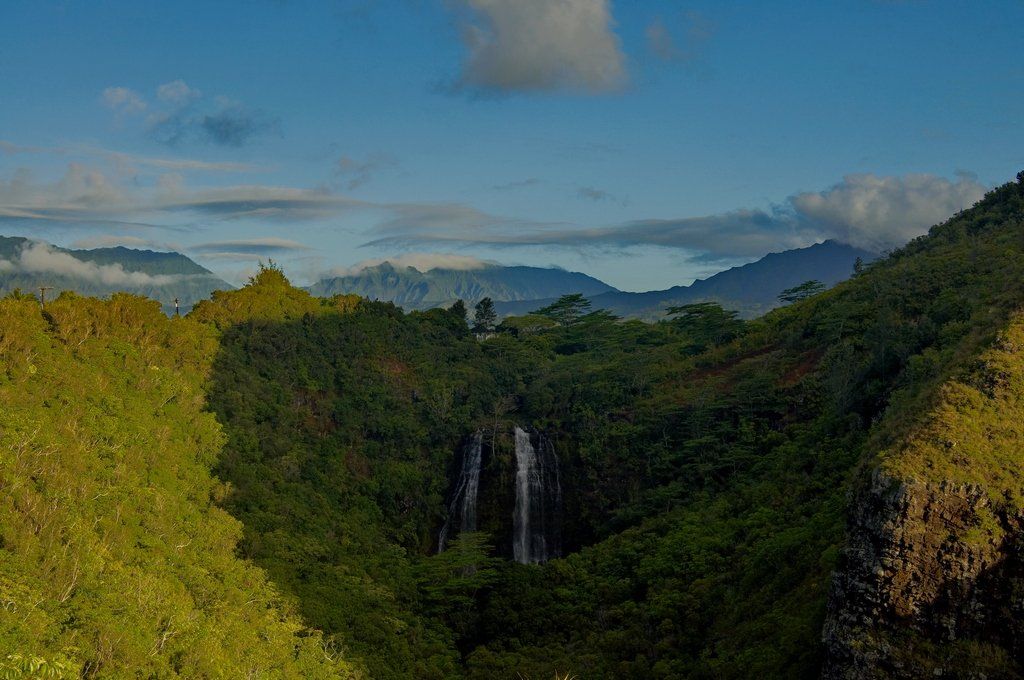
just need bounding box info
[823,470,1024,679]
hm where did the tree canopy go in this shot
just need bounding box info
[532,293,592,326]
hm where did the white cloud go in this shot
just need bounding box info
[0,164,367,226]
[0,139,259,174]
[335,153,398,190]
[157,79,202,104]
[791,173,987,251]
[102,86,147,114]
[364,173,991,258]
[452,0,627,94]
[0,164,131,221]
[100,149,257,173]
[0,241,185,286]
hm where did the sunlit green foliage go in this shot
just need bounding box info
[1,177,1022,678]
[0,292,354,678]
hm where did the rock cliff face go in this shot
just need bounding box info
[823,468,1024,678]
[824,311,1024,678]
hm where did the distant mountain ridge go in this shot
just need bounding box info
[308,261,617,309]
[495,240,878,320]
[0,236,231,313]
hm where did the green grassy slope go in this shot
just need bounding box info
[0,291,354,678]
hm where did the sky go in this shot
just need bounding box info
[0,0,1022,291]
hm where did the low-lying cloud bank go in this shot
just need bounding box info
[364,173,988,258]
[0,160,991,266]
[0,241,187,286]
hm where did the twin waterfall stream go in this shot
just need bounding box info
[438,426,562,564]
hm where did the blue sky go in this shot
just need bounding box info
[1,0,1021,290]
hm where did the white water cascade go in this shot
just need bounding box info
[513,426,561,564]
[437,430,483,552]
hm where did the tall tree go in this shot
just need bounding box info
[666,301,745,353]
[449,299,467,323]
[778,280,825,304]
[533,293,592,326]
[473,297,497,333]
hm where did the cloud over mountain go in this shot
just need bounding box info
[365,173,988,258]
[789,173,986,252]
[0,241,185,286]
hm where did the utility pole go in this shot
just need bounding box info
[173,297,180,317]
[38,286,53,309]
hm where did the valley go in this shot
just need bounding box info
[3,176,1024,677]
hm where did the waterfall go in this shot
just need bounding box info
[440,426,562,563]
[438,430,483,552]
[513,426,562,564]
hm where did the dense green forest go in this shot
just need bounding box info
[2,175,1023,677]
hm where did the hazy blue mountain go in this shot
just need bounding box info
[0,236,231,314]
[308,261,618,309]
[495,240,878,320]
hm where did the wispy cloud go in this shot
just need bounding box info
[0,163,367,228]
[577,186,625,205]
[190,237,312,258]
[157,79,202,105]
[491,178,542,191]
[100,80,281,147]
[362,173,988,258]
[334,153,398,190]
[149,100,281,148]
[0,141,49,155]
[196,101,282,147]
[0,139,260,173]
[102,86,147,115]
[449,0,627,95]
[646,12,715,65]
[165,185,366,220]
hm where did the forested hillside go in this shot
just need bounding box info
[0,291,353,677]
[308,262,615,310]
[494,239,876,320]
[2,175,1023,678]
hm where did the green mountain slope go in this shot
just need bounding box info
[308,261,617,310]
[461,176,1024,678]
[822,177,1024,679]
[0,236,230,314]
[0,291,354,677]
[2,175,1023,679]
[495,239,878,320]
